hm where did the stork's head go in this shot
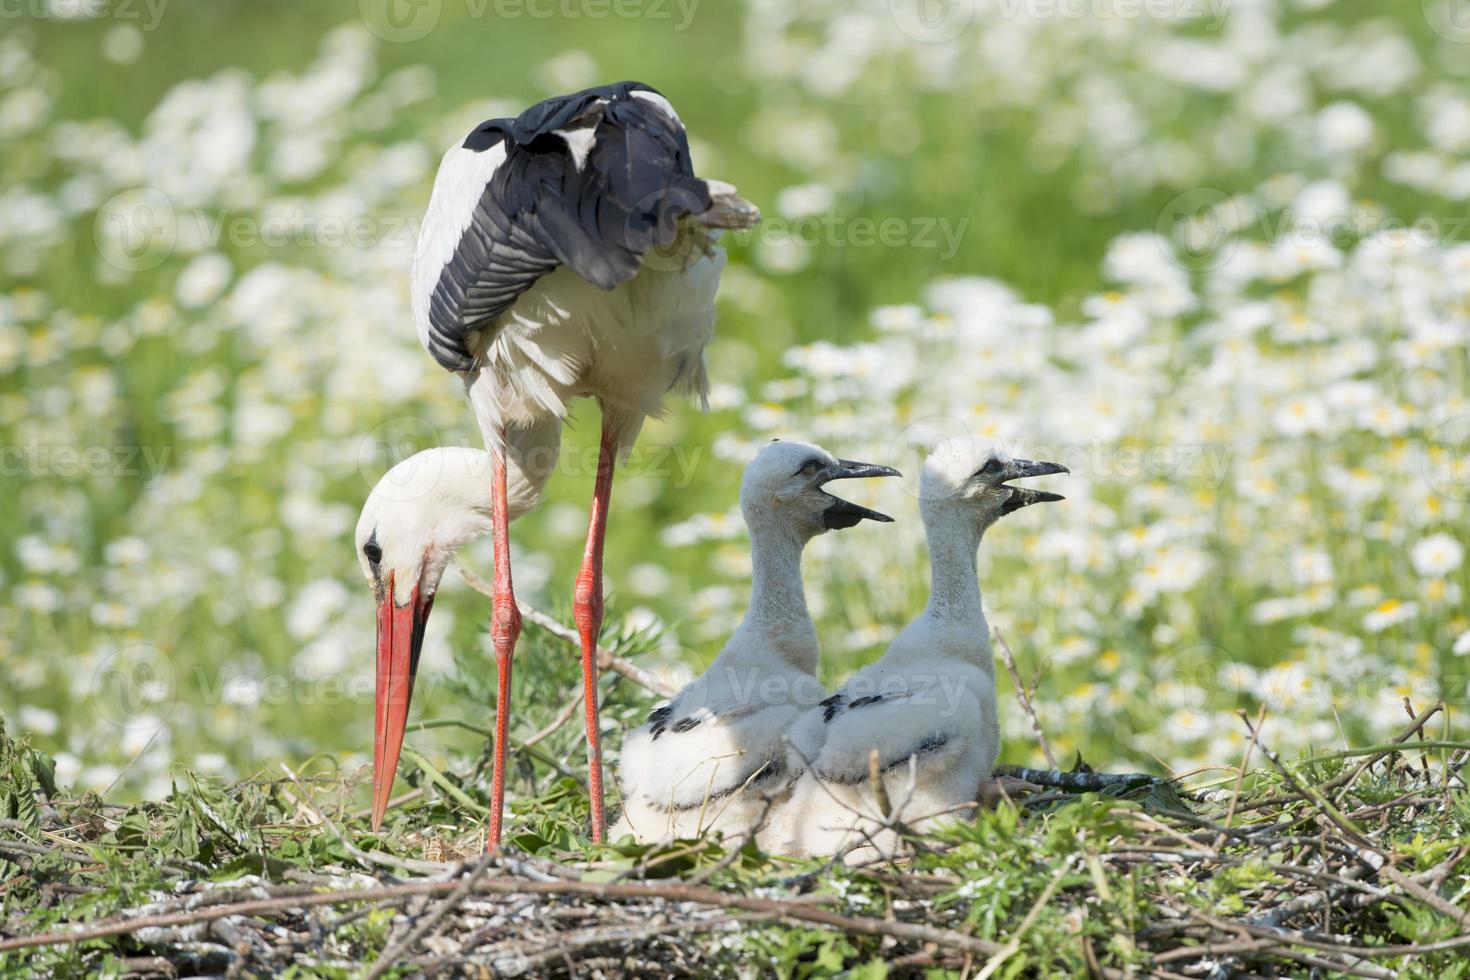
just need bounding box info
[920,436,1067,529]
[355,449,499,604]
[740,440,901,540]
[354,447,501,831]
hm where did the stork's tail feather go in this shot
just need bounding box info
[699,180,761,230]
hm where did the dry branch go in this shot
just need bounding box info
[0,870,1004,958]
[457,563,679,696]
[992,626,1058,768]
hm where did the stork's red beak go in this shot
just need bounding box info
[372,575,433,832]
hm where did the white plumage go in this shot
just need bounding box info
[455,249,724,462]
[410,82,757,457]
[387,81,759,845]
[614,441,899,842]
[770,437,1066,861]
[353,447,540,608]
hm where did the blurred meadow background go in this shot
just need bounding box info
[2,0,1468,805]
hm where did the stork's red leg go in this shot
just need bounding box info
[573,421,617,843]
[487,440,522,851]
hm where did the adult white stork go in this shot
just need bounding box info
[773,438,1066,861]
[613,440,899,842]
[392,81,758,847]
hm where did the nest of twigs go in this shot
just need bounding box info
[2,699,1468,977]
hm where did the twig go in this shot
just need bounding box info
[975,856,1074,979]
[349,788,425,823]
[1239,715,1470,929]
[523,685,584,748]
[0,874,1005,957]
[1240,713,1372,847]
[685,796,776,887]
[464,913,746,976]
[1239,701,1444,813]
[1216,706,1266,850]
[399,747,490,816]
[363,853,495,980]
[279,764,443,876]
[868,749,893,821]
[457,564,678,696]
[409,719,580,783]
[992,626,1057,768]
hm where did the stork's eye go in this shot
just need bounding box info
[975,458,1004,478]
[363,541,383,566]
[796,458,823,477]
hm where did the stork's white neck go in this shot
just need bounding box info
[725,521,818,674]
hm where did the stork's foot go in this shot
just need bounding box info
[977,776,1042,809]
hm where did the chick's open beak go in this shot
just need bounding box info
[820,458,902,529]
[373,574,433,832]
[999,459,1069,514]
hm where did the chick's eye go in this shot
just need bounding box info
[976,458,1003,478]
[363,542,383,565]
[796,458,823,476]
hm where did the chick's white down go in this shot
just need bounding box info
[770,437,1065,860]
[614,440,897,842]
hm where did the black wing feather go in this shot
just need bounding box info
[423,81,713,372]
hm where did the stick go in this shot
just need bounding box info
[975,857,1074,979]
[992,626,1057,768]
[1216,706,1266,850]
[279,764,442,876]
[523,686,584,748]
[1240,702,1445,813]
[458,564,678,696]
[868,749,893,821]
[363,853,496,980]
[0,876,1005,957]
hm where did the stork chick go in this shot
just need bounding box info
[773,437,1066,861]
[613,441,899,843]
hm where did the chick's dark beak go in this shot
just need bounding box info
[829,459,902,482]
[819,458,902,529]
[999,459,1068,515]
